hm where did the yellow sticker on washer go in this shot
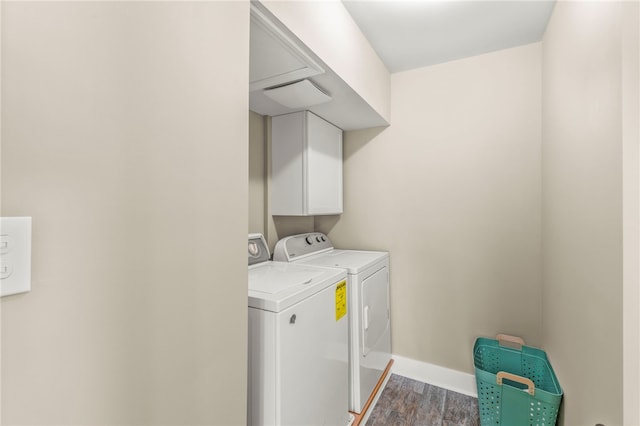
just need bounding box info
[335,280,347,321]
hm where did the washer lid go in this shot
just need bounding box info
[249,261,346,312]
[296,249,388,274]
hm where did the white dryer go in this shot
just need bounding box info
[274,233,391,414]
[247,233,352,426]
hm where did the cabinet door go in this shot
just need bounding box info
[271,112,305,215]
[306,112,343,215]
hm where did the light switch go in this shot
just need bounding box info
[0,263,13,279]
[0,235,11,254]
[0,217,32,297]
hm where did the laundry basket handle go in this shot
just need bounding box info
[496,334,525,350]
[496,371,535,396]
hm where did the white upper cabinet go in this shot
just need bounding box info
[271,111,343,216]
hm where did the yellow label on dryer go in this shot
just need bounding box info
[335,280,347,321]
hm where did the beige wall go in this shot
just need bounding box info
[622,3,640,424]
[1,2,249,425]
[317,43,543,373]
[542,2,638,424]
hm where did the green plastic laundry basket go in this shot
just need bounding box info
[473,334,563,426]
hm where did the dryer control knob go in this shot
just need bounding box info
[305,236,313,245]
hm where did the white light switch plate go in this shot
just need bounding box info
[1,217,32,297]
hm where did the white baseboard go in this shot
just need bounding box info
[390,355,478,398]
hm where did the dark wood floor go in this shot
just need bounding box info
[365,374,480,426]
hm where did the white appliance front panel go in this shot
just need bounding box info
[278,282,350,425]
[361,266,390,357]
[248,280,350,426]
[350,263,391,413]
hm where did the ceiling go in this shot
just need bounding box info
[342,0,556,73]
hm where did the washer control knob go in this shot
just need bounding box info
[305,236,313,245]
[321,236,326,242]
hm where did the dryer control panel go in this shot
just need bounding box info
[273,232,333,261]
[248,233,270,266]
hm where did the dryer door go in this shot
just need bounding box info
[361,266,390,357]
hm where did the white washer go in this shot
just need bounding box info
[247,234,352,426]
[274,233,391,414]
